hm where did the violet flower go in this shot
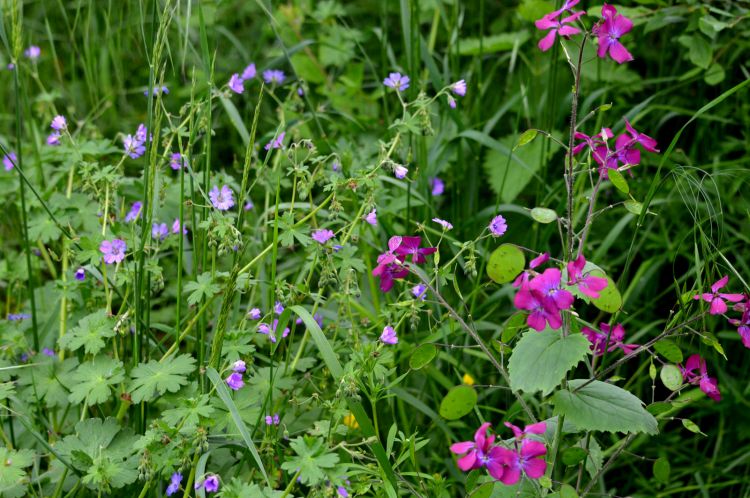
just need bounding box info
[226,372,244,390]
[51,115,67,131]
[100,239,127,264]
[209,185,235,211]
[151,222,168,241]
[364,209,377,226]
[242,63,257,80]
[489,215,507,237]
[228,73,244,94]
[263,69,286,85]
[248,308,262,320]
[383,72,410,92]
[430,177,445,196]
[380,326,398,345]
[166,472,182,496]
[312,229,335,245]
[3,152,17,171]
[75,267,86,281]
[125,201,143,222]
[258,319,290,343]
[432,217,453,230]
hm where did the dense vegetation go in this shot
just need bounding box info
[1,0,749,497]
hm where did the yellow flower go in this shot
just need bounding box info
[343,413,359,429]
[462,373,475,386]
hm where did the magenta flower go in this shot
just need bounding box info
[248,308,262,320]
[125,201,142,222]
[693,275,743,315]
[264,131,286,151]
[242,63,257,80]
[393,164,408,179]
[100,239,127,264]
[528,268,575,311]
[489,215,507,237]
[51,115,67,131]
[75,267,86,281]
[257,319,290,343]
[430,177,445,196]
[450,423,508,481]
[432,217,453,231]
[3,152,17,171]
[47,133,61,146]
[380,325,398,345]
[550,0,580,16]
[383,72,410,92]
[165,472,182,496]
[504,421,547,440]
[624,119,659,153]
[514,286,563,331]
[583,322,638,356]
[209,185,235,211]
[572,128,614,168]
[530,253,550,269]
[228,73,244,94]
[680,354,721,402]
[593,4,634,64]
[495,439,548,485]
[364,209,377,226]
[312,229,335,245]
[535,10,585,52]
[226,372,244,390]
[567,254,608,299]
[25,46,41,59]
[263,69,286,85]
[372,252,409,292]
[729,299,750,348]
[451,80,467,97]
[392,236,437,264]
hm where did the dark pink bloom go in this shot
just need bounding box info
[573,128,614,167]
[567,254,608,299]
[550,0,580,17]
[535,10,585,52]
[514,286,563,331]
[624,119,659,153]
[593,4,634,64]
[504,421,546,440]
[495,440,548,485]
[393,236,437,264]
[372,252,409,292]
[680,354,721,402]
[583,323,638,356]
[530,253,550,269]
[450,423,507,480]
[693,275,744,315]
[729,298,750,348]
[529,268,574,311]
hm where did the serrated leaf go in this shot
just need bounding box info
[607,169,629,194]
[0,447,35,498]
[660,365,683,391]
[184,272,221,306]
[530,207,557,224]
[59,310,115,355]
[280,436,339,486]
[409,344,436,370]
[128,354,196,403]
[487,244,525,284]
[439,385,477,420]
[509,331,590,395]
[553,380,658,435]
[68,356,125,405]
[653,340,682,363]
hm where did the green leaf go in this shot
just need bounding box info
[501,313,527,343]
[457,32,530,55]
[678,34,712,69]
[509,331,590,395]
[219,96,250,145]
[660,365,683,391]
[409,344,436,370]
[553,380,658,435]
[549,484,579,498]
[487,244,525,284]
[591,273,622,313]
[280,436,339,486]
[624,199,642,215]
[561,447,588,466]
[439,385,477,420]
[700,332,726,360]
[59,310,115,355]
[515,129,538,148]
[646,402,672,416]
[653,340,683,363]
[68,356,125,405]
[530,207,557,224]
[128,354,196,403]
[653,456,670,483]
[161,394,215,432]
[0,447,35,498]
[184,273,221,306]
[682,418,706,436]
[704,63,725,86]
[607,169,629,194]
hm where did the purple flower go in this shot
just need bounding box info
[125,202,143,222]
[332,160,341,172]
[51,115,67,131]
[432,217,453,230]
[528,268,574,311]
[144,85,169,97]
[170,152,186,170]
[412,284,427,301]
[226,372,244,390]
[364,209,377,226]
[8,313,31,321]
[263,69,286,85]
[447,95,457,109]
[3,152,17,171]
[47,133,61,146]
[166,472,182,496]
[123,134,145,159]
[248,308,262,320]
[514,285,562,331]
[312,229,335,245]
[274,301,285,315]
[264,131,286,151]
[380,326,398,345]
[489,215,507,237]
[535,10,585,52]
[258,319,290,343]
[265,413,280,425]
[232,360,247,373]
[393,164,408,179]
[42,348,56,357]
[383,72,410,92]
[152,222,168,241]
[100,239,127,264]
[297,87,304,96]
[75,267,86,281]
[172,218,187,235]
[583,323,639,356]
[451,80,467,96]
[199,474,220,493]
[593,4,634,64]
[25,46,41,59]
[135,124,149,143]
[244,200,254,211]
[242,63,257,80]
[228,73,244,94]
[430,177,445,196]
[209,185,235,211]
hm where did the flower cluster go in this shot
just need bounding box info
[265,413,280,426]
[257,319,290,343]
[679,354,721,402]
[227,63,257,94]
[372,236,436,292]
[47,115,67,146]
[225,360,247,391]
[694,276,748,348]
[573,119,659,177]
[450,422,547,485]
[582,322,638,356]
